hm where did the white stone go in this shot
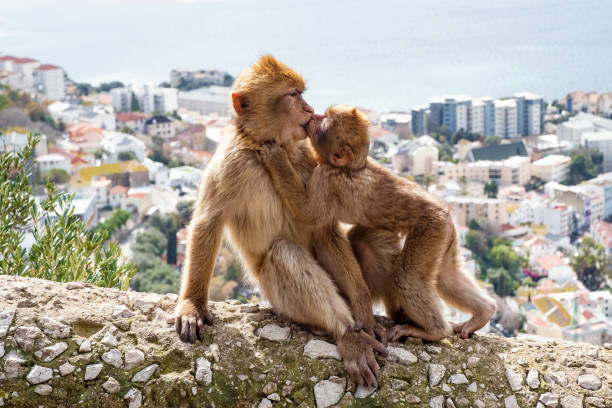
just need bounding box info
[466,356,480,368]
[526,369,540,389]
[84,363,103,380]
[406,395,421,403]
[267,393,280,402]
[467,382,477,392]
[4,350,27,379]
[102,349,123,368]
[59,362,75,376]
[474,400,486,408]
[195,358,212,385]
[262,382,277,394]
[209,343,220,362]
[584,397,606,408]
[0,342,4,358]
[430,395,444,408]
[124,388,142,408]
[544,371,568,387]
[34,342,67,362]
[504,395,519,408]
[112,305,134,318]
[448,373,468,384]
[34,384,52,396]
[257,398,272,408]
[124,348,145,369]
[26,365,53,384]
[560,395,582,408]
[101,329,118,347]
[446,398,457,408]
[354,385,376,398]
[102,376,121,393]
[428,363,446,387]
[313,376,345,408]
[37,317,70,338]
[505,367,523,391]
[539,392,559,407]
[240,304,259,313]
[386,346,417,365]
[391,379,408,390]
[419,351,431,362]
[577,374,601,391]
[237,374,249,381]
[132,363,158,383]
[79,340,92,353]
[0,309,15,338]
[225,299,242,305]
[425,345,441,354]
[442,383,452,392]
[14,325,43,352]
[258,324,290,342]
[303,339,341,360]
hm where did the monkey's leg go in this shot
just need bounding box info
[313,225,387,345]
[436,224,496,339]
[259,239,382,387]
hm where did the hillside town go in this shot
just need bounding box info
[1,53,611,347]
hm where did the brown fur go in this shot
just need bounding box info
[260,105,496,341]
[175,57,383,387]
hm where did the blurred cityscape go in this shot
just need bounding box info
[1,52,611,346]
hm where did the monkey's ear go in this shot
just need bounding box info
[351,107,359,115]
[232,93,248,115]
[330,145,354,167]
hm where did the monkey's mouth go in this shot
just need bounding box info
[302,118,317,139]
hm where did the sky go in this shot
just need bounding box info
[2,0,611,112]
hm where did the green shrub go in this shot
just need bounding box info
[0,132,135,289]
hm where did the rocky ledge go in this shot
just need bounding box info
[0,275,610,408]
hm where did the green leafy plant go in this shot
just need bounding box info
[0,132,135,289]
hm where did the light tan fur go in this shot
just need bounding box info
[260,105,496,342]
[175,57,383,387]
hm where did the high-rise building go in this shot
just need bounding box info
[493,99,518,139]
[34,64,65,101]
[515,92,543,136]
[469,99,485,135]
[411,104,429,136]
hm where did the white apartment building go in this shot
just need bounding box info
[12,57,40,92]
[469,98,485,135]
[514,92,543,136]
[35,153,71,174]
[576,184,605,223]
[178,86,230,116]
[557,120,594,144]
[493,99,517,139]
[530,154,571,182]
[390,136,438,175]
[433,155,530,186]
[445,196,507,227]
[34,64,65,100]
[583,131,612,172]
[111,87,133,113]
[101,131,146,162]
[142,84,178,113]
[533,201,572,237]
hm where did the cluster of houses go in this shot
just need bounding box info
[1,52,610,344]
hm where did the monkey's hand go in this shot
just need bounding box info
[337,330,385,388]
[259,142,289,168]
[174,298,214,343]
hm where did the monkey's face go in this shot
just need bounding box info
[310,105,370,169]
[276,89,316,143]
[230,55,314,146]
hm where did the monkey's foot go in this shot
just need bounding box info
[388,324,447,343]
[450,314,492,339]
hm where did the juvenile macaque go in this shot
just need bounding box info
[175,57,384,387]
[260,105,496,341]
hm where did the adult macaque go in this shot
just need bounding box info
[260,105,496,342]
[175,57,385,387]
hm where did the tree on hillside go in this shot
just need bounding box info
[484,180,499,198]
[566,148,602,185]
[571,235,611,290]
[130,92,140,112]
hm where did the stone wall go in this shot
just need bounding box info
[0,275,610,407]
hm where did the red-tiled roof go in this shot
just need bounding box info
[109,185,129,195]
[14,57,38,64]
[36,64,61,71]
[535,254,565,272]
[0,56,18,61]
[116,112,146,122]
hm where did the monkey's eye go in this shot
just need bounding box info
[287,91,299,97]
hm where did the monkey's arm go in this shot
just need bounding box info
[175,194,225,343]
[260,143,328,227]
